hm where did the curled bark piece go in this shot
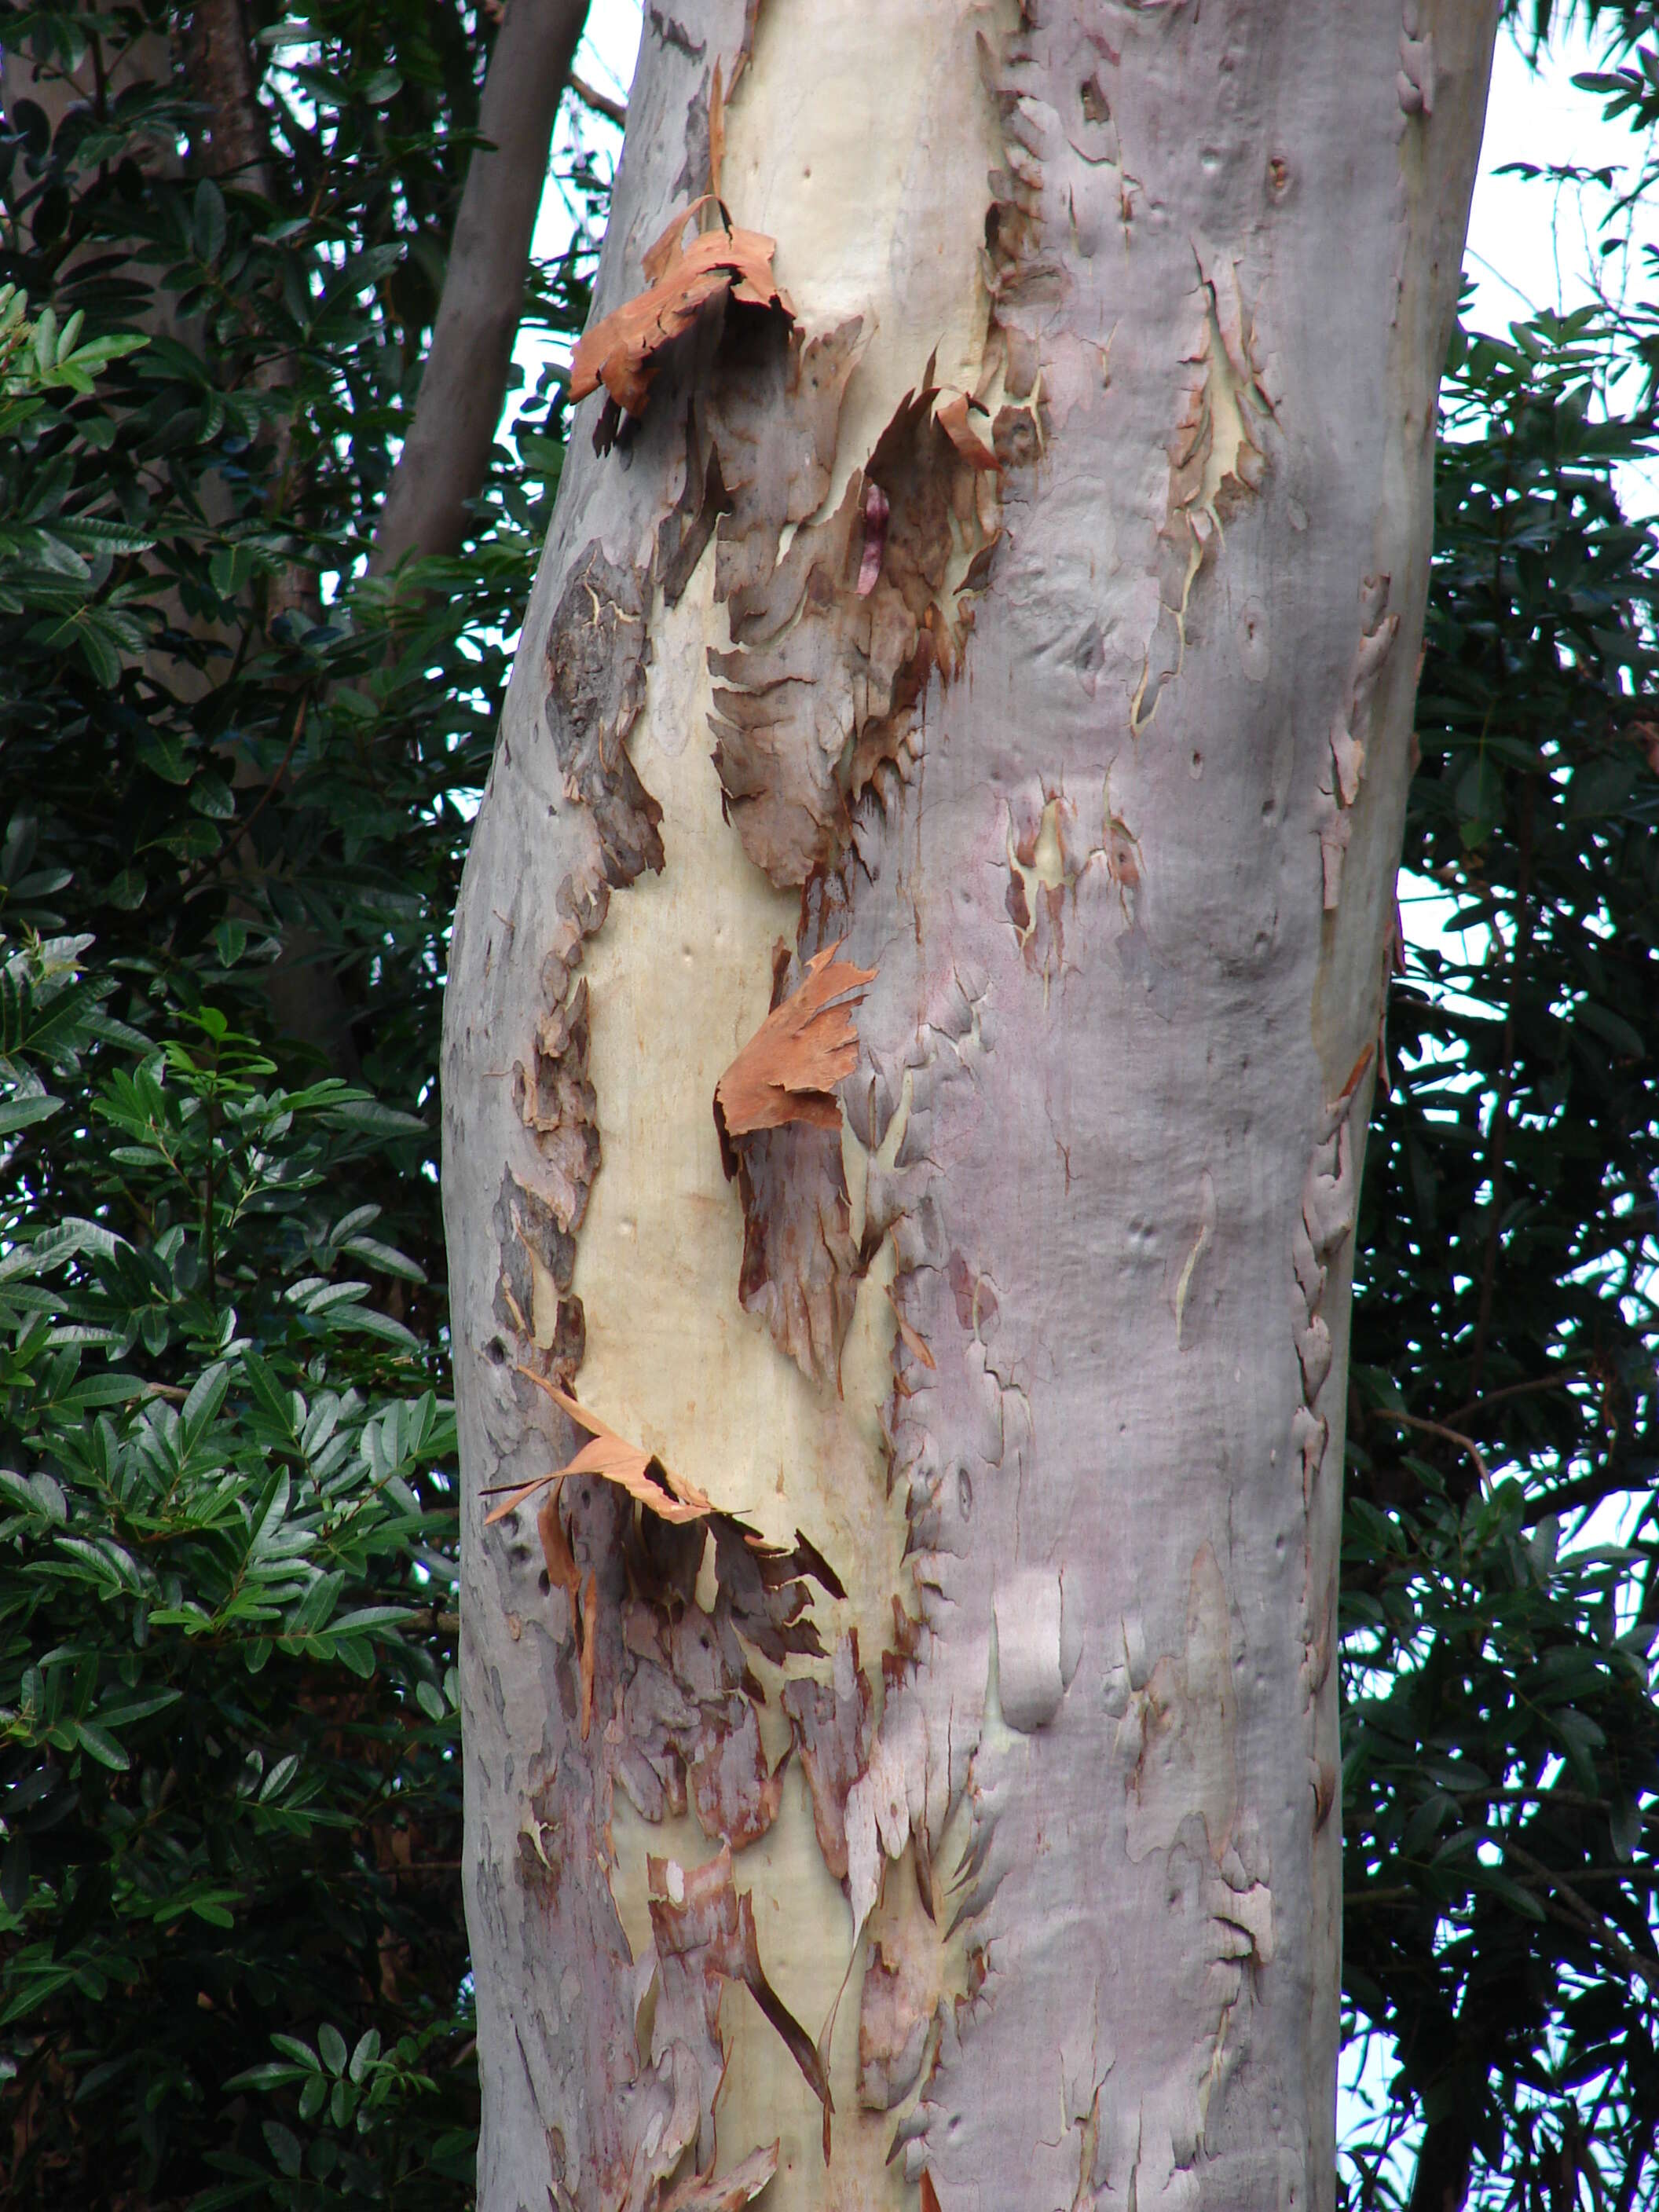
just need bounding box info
[483,1369,714,1525]
[713,941,875,1172]
[571,202,793,421]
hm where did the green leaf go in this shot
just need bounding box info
[73,1721,130,1771]
[212,918,248,968]
[262,2122,303,2179]
[1610,1796,1642,1863]
[193,179,227,267]
[258,1753,301,1801]
[1575,1002,1645,1058]
[0,1091,60,1137]
[1474,1868,1547,1924]
[56,1373,147,1412]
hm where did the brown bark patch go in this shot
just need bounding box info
[686,1695,787,1849]
[490,1168,585,1378]
[702,346,1000,888]
[712,936,873,1382]
[656,408,733,608]
[609,1522,840,1844]
[545,544,664,891]
[493,541,667,1394]
[782,1629,874,1880]
[511,972,599,1262]
[617,1599,790,1850]
[732,1120,862,1383]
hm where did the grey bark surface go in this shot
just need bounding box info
[368,0,592,577]
[442,6,1498,2210]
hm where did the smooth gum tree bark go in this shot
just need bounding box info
[443,5,1498,2209]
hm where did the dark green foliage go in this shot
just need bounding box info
[1342,309,1659,2209]
[0,2,606,2203]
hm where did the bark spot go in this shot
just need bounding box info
[1130,245,1276,736]
[1316,574,1398,909]
[1116,1544,1238,1866]
[992,1569,1064,1733]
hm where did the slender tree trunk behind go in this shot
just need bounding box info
[444,5,1497,2209]
[368,0,593,576]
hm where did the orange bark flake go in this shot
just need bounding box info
[570,197,793,423]
[713,941,875,1173]
[482,1369,714,1525]
[1331,1041,1376,1110]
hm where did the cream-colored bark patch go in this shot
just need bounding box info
[722,0,1013,523]
[573,556,916,2205]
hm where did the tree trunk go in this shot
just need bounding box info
[443,5,1497,2209]
[368,0,593,576]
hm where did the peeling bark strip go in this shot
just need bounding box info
[444,4,1499,2210]
[571,196,793,430]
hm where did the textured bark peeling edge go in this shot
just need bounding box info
[489,2,1051,2198]
[469,2,1025,2197]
